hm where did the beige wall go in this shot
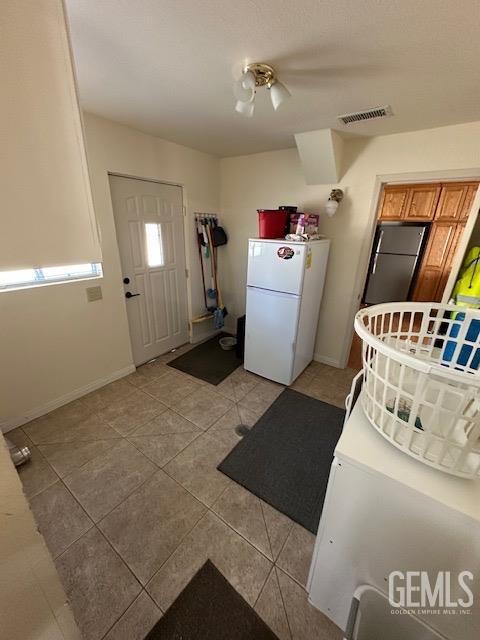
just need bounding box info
[220,121,480,367]
[1,114,220,431]
[3,114,480,429]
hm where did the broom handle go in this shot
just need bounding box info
[207,224,223,308]
[204,223,216,305]
[196,218,208,310]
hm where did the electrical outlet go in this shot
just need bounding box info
[86,286,102,302]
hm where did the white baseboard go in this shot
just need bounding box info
[1,364,136,434]
[222,314,238,335]
[189,328,222,344]
[313,352,343,369]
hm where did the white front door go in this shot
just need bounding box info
[109,175,188,365]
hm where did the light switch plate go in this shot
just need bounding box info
[86,286,102,302]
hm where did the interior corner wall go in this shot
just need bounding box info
[0,113,220,431]
[219,120,480,368]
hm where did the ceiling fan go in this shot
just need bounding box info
[234,62,291,117]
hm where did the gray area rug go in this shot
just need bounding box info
[144,560,279,639]
[168,333,243,385]
[218,388,345,534]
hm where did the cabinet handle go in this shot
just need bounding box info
[376,230,384,253]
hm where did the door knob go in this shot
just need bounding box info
[123,277,130,284]
[125,291,140,299]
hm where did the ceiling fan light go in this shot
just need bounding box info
[241,69,256,91]
[269,80,291,111]
[235,98,255,117]
[234,70,256,102]
[234,80,253,102]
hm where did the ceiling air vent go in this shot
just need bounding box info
[338,105,393,125]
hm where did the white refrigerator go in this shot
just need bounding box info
[244,237,330,385]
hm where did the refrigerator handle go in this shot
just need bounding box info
[371,253,379,275]
[375,229,384,253]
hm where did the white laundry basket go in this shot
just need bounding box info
[354,302,480,479]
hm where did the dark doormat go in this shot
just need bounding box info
[218,389,345,534]
[144,560,279,640]
[168,333,243,385]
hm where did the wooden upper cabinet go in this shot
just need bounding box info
[378,186,409,220]
[460,184,478,221]
[378,181,478,223]
[378,183,441,221]
[403,184,441,221]
[435,182,478,221]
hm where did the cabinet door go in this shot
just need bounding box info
[378,186,409,220]
[412,268,443,302]
[435,223,465,301]
[412,222,455,301]
[435,183,469,221]
[404,184,441,221]
[460,184,478,221]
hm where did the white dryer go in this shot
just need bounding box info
[308,390,480,640]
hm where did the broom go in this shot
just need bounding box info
[206,223,227,328]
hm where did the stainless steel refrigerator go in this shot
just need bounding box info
[363,224,427,304]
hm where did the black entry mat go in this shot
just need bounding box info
[168,333,243,385]
[218,389,345,534]
[144,560,279,640]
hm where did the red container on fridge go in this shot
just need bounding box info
[257,209,288,239]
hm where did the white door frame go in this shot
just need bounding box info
[108,171,194,358]
[340,167,480,369]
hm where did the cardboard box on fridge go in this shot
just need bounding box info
[289,213,320,235]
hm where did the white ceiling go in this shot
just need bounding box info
[66,0,480,157]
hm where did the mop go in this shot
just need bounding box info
[196,216,209,311]
[206,222,227,328]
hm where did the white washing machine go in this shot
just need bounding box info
[307,388,480,640]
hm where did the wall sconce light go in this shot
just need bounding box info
[325,189,344,217]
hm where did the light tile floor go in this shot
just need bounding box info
[10,343,358,640]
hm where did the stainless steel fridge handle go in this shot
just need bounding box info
[371,253,379,274]
[376,229,384,253]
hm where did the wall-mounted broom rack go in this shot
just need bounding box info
[191,213,228,328]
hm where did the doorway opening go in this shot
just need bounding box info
[348,179,479,369]
[109,174,189,366]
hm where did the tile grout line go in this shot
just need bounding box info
[90,466,209,603]
[53,521,144,640]
[273,524,297,579]
[275,563,311,594]
[126,429,202,469]
[93,525,146,638]
[144,508,214,608]
[202,502,276,568]
[273,566,295,640]
[59,437,127,484]
[49,479,96,558]
[22,360,321,636]
[259,500,275,562]
[103,398,170,438]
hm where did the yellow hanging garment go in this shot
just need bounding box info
[452,246,480,309]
